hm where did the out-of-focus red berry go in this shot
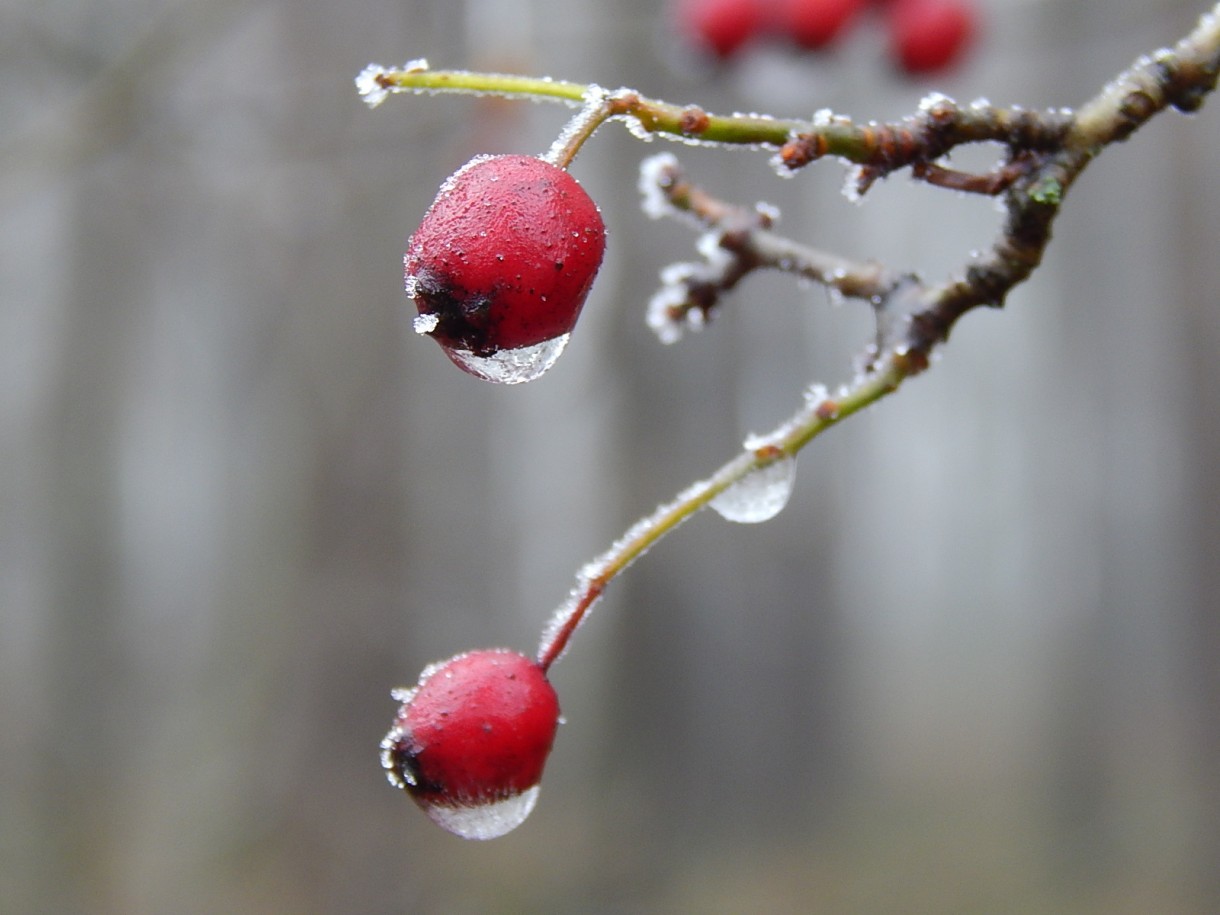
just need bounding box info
[678,0,767,59]
[775,0,866,50]
[886,0,977,75]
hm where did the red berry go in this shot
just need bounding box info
[887,0,976,75]
[405,154,606,383]
[381,648,561,839]
[678,0,767,59]
[775,0,865,51]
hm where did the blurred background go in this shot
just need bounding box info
[3,0,1219,911]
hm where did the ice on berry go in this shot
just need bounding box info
[441,335,571,385]
[413,313,439,335]
[416,787,542,841]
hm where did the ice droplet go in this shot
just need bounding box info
[443,334,570,384]
[710,456,796,524]
[418,787,542,840]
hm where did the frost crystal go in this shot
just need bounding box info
[918,91,955,113]
[543,85,609,165]
[754,201,781,224]
[413,313,439,335]
[355,64,390,108]
[638,152,681,220]
[646,283,691,344]
[622,114,656,142]
[841,166,867,204]
[355,59,429,108]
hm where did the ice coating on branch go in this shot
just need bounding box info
[537,476,719,667]
[841,166,867,204]
[543,85,610,165]
[710,454,797,523]
[355,59,429,108]
[918,91,956,113]
[639,152,682,220]
[647,281,692,344]
[623,113,657,142]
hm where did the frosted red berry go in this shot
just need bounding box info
[886,0,976,75]
[381,648,561,839]
[775,0,865,51]
[678,0,766,59]
[405,154,606,383]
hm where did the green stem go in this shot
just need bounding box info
[361,64,806,149]
[374,65,589,104]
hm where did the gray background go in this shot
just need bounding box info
[3,0,1219,911]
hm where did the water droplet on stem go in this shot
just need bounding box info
[710,456,797,523]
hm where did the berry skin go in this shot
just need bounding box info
[775,0,865,51]
[405,154,605,380]
[678,0,767,60]
[381,649,561,839]
[886,0,976,75]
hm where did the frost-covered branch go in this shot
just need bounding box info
[530,3,1220,670]
[362,4,1220,840]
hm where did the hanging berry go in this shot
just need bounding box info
[405,154,606,384]
[381,649,562,839]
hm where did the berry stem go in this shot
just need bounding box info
[535,353,909,672]
[543,91,616,169]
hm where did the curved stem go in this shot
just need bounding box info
[536,354,910,671]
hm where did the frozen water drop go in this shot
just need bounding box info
[711,457,797,524]
[443,334,570,384]
[417,787,542,840]
[413,313,439,335]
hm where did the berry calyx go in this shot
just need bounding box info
[775,0,865,51]
[381,648,561,840]
[677,0,767,60]
[886,0,976,75]
[405,154,606,384]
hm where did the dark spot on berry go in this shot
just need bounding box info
[409,265,503,356]
[387,740,444,795]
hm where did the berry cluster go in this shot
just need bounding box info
[677,0,977,75]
